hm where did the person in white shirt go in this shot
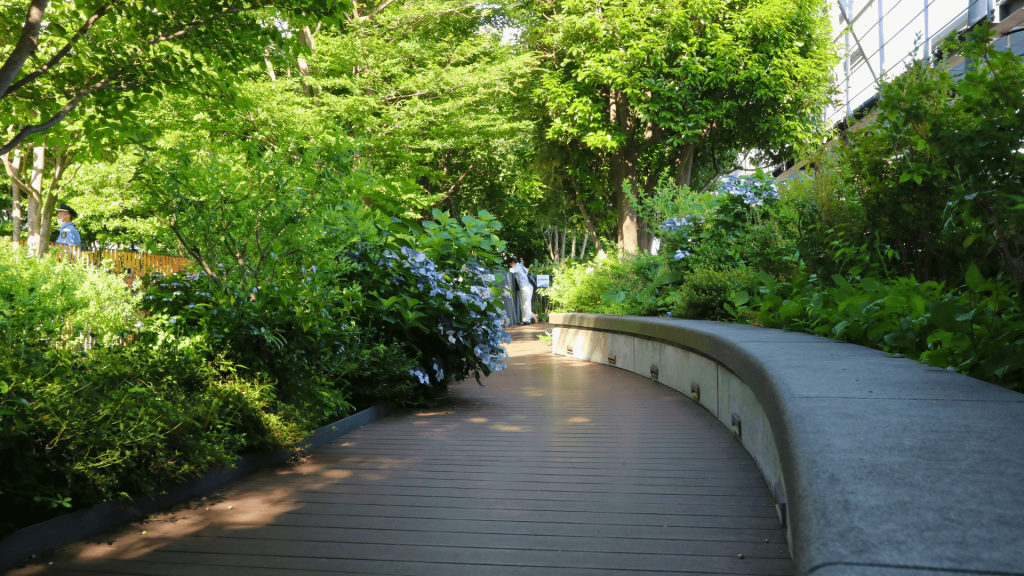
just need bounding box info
[508,257,533,325]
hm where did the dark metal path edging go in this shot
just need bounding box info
[0,405,391,570]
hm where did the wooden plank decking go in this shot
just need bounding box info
[8,324,793,576]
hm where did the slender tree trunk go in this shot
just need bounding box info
[612,156,640,254]
[26,145,43,255]
[297,25,318,97]
[579,232,588,260]
[9,147,23,242]
[571,181,603,255]
[545,227,558,262]
[570,233,576,260]
[264,46,277,81]
[675,143,695,188]
[559,228,566,262]
[609,88,639,254]
[637,220,649,255]
[38,192,56,257]
[639,170,659,253]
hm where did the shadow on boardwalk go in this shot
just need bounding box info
[8,324,793,576]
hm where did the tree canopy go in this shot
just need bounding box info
[523,0,837,253]
[1,0,840,265]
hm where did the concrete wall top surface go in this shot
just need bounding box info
[550,313,1024,576]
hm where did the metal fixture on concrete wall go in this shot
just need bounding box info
[691,384,700,402]
[731,413,742,438]
[607,354,616,366]
[567,345,573,355]
[777,502,788,530]
[650,365,659,381]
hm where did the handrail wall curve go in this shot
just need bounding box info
[549,313,1024,576]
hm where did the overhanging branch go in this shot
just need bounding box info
[2,152,35,196]
[0,0,49,99]
[3,4,112,100]
[0,72,121,156]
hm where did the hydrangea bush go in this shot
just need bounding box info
[348,245,510,392]
[339,209,512,401]
[143,208,511,409]
[708,173,780,236]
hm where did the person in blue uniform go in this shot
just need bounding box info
[55,203,81,247]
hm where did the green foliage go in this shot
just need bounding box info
[0,245,140,349]
[726,264,1024,391]
[523,0,838,249]
[302,0,544,258]
[0,246,344,536]
[661,266,758,321]
[529,0,837,154]
[44,0,545,260]
[845,28,1024,288]
[0,0,349,156]
[132,137,357,281]
[547,34,1024,392]
[544,253,672,316]
[776,152,867,277]
[142,261,376,415]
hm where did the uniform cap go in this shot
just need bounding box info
[57,203,78,220]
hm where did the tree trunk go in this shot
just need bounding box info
[297,26,318,98]
[545,227,558,262]
[38,192,56,257]
[609,88,639,254]
[264,46,277,81]
[9,148,23,242]
[639,169,659,253]
[559,228,566,262]
[675,143,695,188]
[579,232,588,260]
[25,145,43,255]
[570,233,576,260]
[612,155,639,254]
[571,181,603,255]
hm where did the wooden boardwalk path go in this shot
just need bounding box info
[9,325,793,576]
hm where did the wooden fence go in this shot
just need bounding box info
[9,238,192,277]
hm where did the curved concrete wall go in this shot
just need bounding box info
[550,314,1024,576]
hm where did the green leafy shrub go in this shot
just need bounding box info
[0,246,141,350]
[0,247,340,536]
[727,264,1024,391]
[661,266,758,320]
[843,28,1024,289]
[143,260,376,416]
[544,252,671,316]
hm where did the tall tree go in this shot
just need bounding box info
[0,0,350,254]
[523,0,837,253]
